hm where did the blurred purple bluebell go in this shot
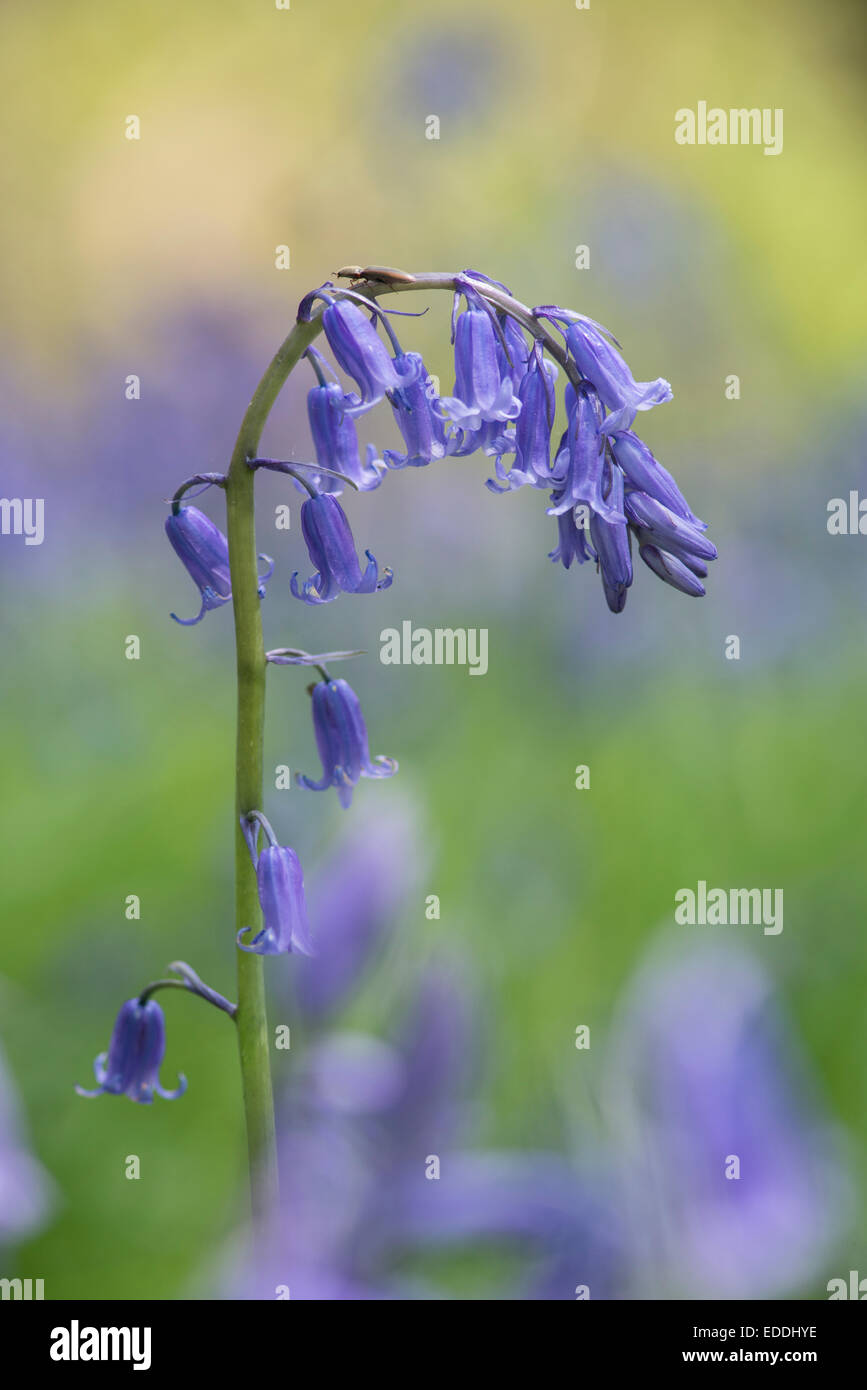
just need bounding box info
[238,813,314,957]
[222,963,474,1299]
[536,306,672,433]
[290,493,393,605]
[76,997,186,1103]
[392,1150,624,1301]
[165,504,272,626]
[224,960,623,1301]
[302,1033,406,1116]
[294,795,426,1025]
[380,963,476,1153]
[305,348,383,492]
[603,941,849,1298]
[297,677,397,810]
[1,1042,53,1244]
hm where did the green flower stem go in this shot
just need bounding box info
[224,312,325,1220]
[223,269,506,1219]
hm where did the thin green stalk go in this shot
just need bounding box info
[224,313,324,1220]
[223,271,490,1218]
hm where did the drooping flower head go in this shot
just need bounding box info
[536,306,672,434]
[542,385,711,610]
[298,677,397,809]
[290,493,393,605]
[304,348,382,492]
[237,813,314,957]
[76,997,186,1104]
[165,504,272,626]
[289,269,713,613]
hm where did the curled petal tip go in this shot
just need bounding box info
[74,1082,104,1099]
[155,1073,187,1101]
[369,755,399,777]
[170,606,207,627]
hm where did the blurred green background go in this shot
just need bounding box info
[1,0,865,1298]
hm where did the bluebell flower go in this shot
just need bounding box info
[383,964,476,1150]
[497,313,531,394]
[547,381,578,485]
[295,793,426,1025]
[466,319,528,463]
[76,997,186,1103]
[383,353,452,469]
[318,294,420,414]
[477,315,530,466]
[393,1150,624,1302]
[290,494,393,605]
[298,678,397,809]
[437,282,521,431]
[637,543,707,596]
[610,430,705,528]
[624,490,717,572]
[547,384,624,523]
[165,504,272,626]
[604,941,850,1298]
[536,306,672,433]
[589,461,633,612]
[487,341,558,492]
[548,510,596,569]
[449,416,511,458]
[306,350,383,492]
[237,823,314,957]
[1,1043,53,1242]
